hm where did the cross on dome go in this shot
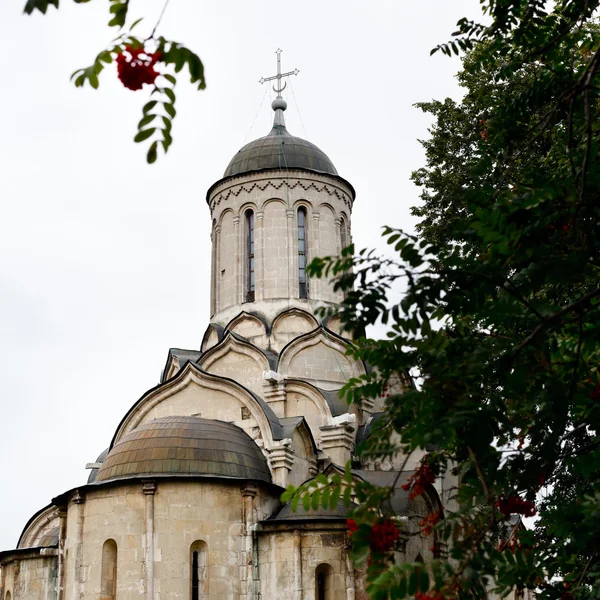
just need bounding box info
[259,48,299,98]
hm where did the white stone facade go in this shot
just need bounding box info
[0,103,464,600]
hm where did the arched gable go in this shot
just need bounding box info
[200,323,224,353]
[270,308,319,353]
[278,327,364,390]
[111,362,278,451]
[225,311,268,348]
[18,504,60,549]
[198,331,270,397]
[284,380,334,444]
[322,314,345,337]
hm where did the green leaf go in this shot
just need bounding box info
[134,128,155,143]
[143,101,158,114]
[302,493,311,511]
[163,88,176,103]
[146,140,158,164]
[164,103,176,119]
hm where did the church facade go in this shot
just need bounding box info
[0,91,451,600]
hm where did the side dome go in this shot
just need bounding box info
[223,97,338,178]
[95,416,271,484]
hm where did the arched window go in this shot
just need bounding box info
[315,563,333,600]
[298,207,308,298]
[246,210,255,302]
[191,540,208,600]
[101,539,117,600]
[6,592,12,600]
[340,217,349,252]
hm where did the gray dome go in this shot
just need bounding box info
[224,123,338,178]
[95,416,271,484]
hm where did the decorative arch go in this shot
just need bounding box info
[237,200,258,218]
[270,307,319,353]
[284,380,334,441]
[278,326,365,389]
[111,362,277,450]
[292,198,312,211]
[199,331,270,397]
[200,323,224,353]
[17,504,60,549]
[217,206,235,226]
[318,202,337,217]
[258,196,287,211]
[225,311,268,345]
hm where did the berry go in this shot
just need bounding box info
[370,518,400,553]
[116,46,161,91]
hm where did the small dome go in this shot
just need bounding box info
[95,416,271,484]
[224,124,338,178]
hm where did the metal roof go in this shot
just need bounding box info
[95,416,271,484]
[223,122,338,179]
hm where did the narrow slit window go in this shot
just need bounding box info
[340,218,348,252]
[246,210,255,302]
[315,563,333,600]
[101,539,117,600]
[298,208,308,298]
[191,541,208,600]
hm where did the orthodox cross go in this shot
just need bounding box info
[259,48,299,96]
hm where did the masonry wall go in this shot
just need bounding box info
[61,480,279,600]
[208,170,354,325]
[0,556,57,600]
[258,527,352,600]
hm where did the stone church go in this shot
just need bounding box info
[0,76,454,599]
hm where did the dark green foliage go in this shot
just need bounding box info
[288,2,600,598]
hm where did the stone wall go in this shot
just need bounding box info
[0,555,57,600]
[208,171,354,324]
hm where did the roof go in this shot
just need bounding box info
[95,416,271,484]
[267,500,351,523]
[37,526,59,547]
[224,122,338,179]
[87,447,109,484]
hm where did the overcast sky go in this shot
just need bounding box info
[0,0,482,549]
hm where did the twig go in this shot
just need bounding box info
[467,446,490,501]
[510,286,600,356]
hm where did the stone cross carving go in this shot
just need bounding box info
[259,48,299,95]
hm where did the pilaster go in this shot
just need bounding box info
[142,480,157,600]
[267,440,295,487]
[71,490,85,600]
[262,370,286,417]
[320,414,356,467]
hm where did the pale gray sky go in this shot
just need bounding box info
[0,0,481,549]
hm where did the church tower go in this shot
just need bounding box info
[0,53,447,600]
[206,69,355,328]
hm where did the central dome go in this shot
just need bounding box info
[223,98,338,178]
[95,416,271,484]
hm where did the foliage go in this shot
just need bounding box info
[286,2,600,598]
[23,0,206,162]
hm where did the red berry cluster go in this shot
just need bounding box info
[116,46,161,91]
[496,495,536,518]
[418,510,441,536]
[370,518,401,553]
[402,460,436,500]
[416,593,445,600]
[346,518,359,534]
[591,382,600,402]
[479,119,488,140]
